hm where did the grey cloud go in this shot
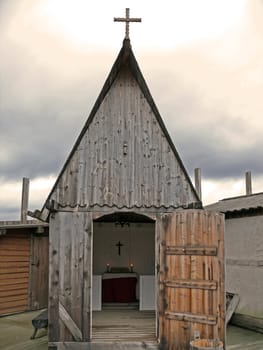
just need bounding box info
[1,105,85,180]
[166,99,263,180]
[0,206,20,221]
[1,0,263,189]
[1,29,107,181]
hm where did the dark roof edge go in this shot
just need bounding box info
[225,206,263,218]
[206,206,263,214]
[220,191,263,202]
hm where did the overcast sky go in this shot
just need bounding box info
[1,0,263,220]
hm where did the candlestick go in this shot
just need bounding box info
[130,263,134,273]
[106,263,110,273]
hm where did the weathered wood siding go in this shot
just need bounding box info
[49,68,197,210]
[0,232,30,315]
[158,210,225,349]
[30,234,49,310]
[49,212,92,342]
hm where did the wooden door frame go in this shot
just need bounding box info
[91,210,158,342]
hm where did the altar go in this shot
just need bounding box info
[102,273,137,303]
[92,274,155,311]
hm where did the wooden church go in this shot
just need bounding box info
[35,9,225,350]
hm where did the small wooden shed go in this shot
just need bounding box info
[0,220,48,315]
[36,37,225,349]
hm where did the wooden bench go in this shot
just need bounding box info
[31,309,48,339]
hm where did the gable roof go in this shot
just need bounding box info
[36,39,200,221]
[205,192,263,214]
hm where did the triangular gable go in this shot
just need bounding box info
[38,39,200,221]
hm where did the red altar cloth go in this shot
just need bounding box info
[102,274,137,303]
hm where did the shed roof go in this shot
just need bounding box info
[205,192,263,214]
[0,220,48,229]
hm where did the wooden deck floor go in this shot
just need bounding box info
[1,310,263,349]
[92,310,157,342]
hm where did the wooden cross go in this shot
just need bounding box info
[116,241,123,256]
[114,8,141,39]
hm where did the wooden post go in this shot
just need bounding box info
[82,212,93,341]
[21,177,30,223]
[194,168,202,201]
[245,171,252,195]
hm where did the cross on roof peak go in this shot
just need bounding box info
[114,8,141,40]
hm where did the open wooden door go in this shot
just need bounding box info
[158,210,225,349]
[49,212,93,347]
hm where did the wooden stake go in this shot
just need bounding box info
[21,177,29,223]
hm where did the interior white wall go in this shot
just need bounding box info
[93,222,155,275]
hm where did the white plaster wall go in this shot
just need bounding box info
[226,265,263,316]
[225,216,263,260]
[225,216,263,316]
[93,222,155,275]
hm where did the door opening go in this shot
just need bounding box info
[92,212,157,342]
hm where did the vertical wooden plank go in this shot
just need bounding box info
[72,213,84,329]
[177,211,190,349]
[182,211,191,347]
[58,213,72,341]
[78,139,86,207]
[195,211,205,336]
[30,235,49,310]
[218,213,226,344]
[203,211,211,339]
[40,236,49,309]
[169,212,176,342]
[157,213,167,348]
[28,232,34,310]
[82,212,93,341]
[49,213,60,342]
[155,213,161,342]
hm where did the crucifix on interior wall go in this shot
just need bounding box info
[116,241,123,255]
